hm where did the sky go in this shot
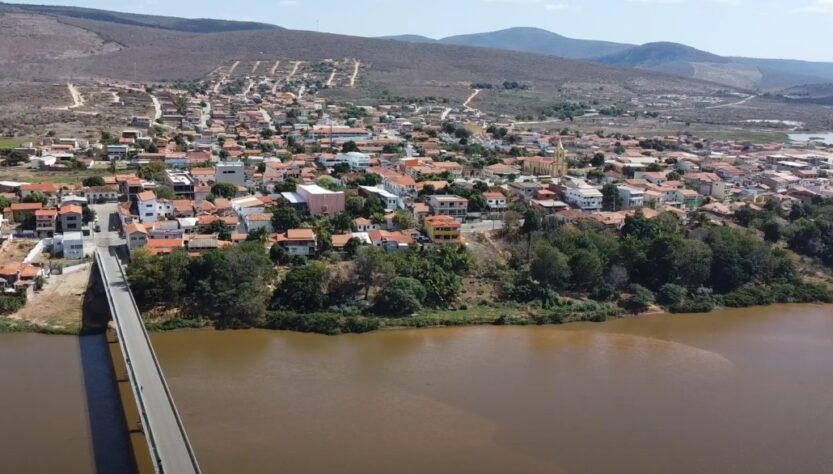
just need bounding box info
[15,0,833,61]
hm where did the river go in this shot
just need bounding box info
[3,305,833,473]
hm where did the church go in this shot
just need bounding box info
[522,139,569,177]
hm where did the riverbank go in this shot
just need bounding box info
[0,317,79,335]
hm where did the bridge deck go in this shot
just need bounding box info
[96,249,200,474]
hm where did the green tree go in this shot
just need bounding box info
[602,184,623,211]
[137,161,167,182]
[373,277,426,316]
[591,152,606,167]
[22,192,48,206]
[354,246,394,300]
[190,244,273,325]
[530,243,571,291]
[211,182,238,199]
[155,185,176,200]
[269,243,290,265]
[569,249,603,292]
[82,176,105,187]
[271,204,301,232]
[392,210,416,230]
[273,262,328,312]
[342,141,359,153]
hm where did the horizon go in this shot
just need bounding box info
[8,0,833,63]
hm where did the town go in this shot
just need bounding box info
[1,60,832,334]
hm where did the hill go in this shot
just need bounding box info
[437,27,632,60]
[0,2,279,33]
[379,34,437,44]
[0,5,724,105]
[384,26,833,91]
[596,42,728,68]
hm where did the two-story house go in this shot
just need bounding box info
[59,204,83,232]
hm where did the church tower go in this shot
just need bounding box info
[553,138,568,178]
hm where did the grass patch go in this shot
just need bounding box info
[0,317,79,335]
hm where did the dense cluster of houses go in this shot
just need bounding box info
[4,71,832,266]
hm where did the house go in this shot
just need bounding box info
[57,204,83,232]
[483,191,508,215]
[424,215,462,243]
[508,182,542,202]
[368,229,413,250]
[61,232,85,260]
[296,184,345,216]
[244,213,273,233]
[124,223,148,252]
[274,228,317,257]
[146,238,185,256]
[383,174,417,198]
[359,186,399,212]
[617,185,645,210]
[354,217,378,232]
[107,144,129,161]
[0,262,42,287]
[137,191,158,223]
[35,209,58,236]
[564,184,603,212]
[215,161,246,187]
[427,195,468,222]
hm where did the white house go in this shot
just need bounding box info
[565,183,603,212]
[62,232,85,260]
[617,185,645,210]
[137,191,158,223]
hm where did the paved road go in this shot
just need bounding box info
[95,207,200,474]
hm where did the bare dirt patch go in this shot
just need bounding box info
[10,264,90,332]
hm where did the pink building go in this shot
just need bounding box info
[296,184,345,216]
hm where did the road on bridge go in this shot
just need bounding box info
[94,205,200,474]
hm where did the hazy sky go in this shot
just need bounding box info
[16,0,833,61]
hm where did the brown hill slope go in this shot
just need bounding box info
[0,11,725,100]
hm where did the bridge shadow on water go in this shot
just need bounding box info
[79,335,137,473]
[78,256,137,473]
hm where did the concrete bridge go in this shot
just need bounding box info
[95,241,200,473]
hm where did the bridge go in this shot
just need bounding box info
[95,247,201,474]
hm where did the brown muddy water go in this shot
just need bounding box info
[3,304,833,473]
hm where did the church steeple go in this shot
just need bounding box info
[553,137,567,178]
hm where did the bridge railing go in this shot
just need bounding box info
[95,250,201,474]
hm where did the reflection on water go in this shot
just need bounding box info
[152,305,833,474]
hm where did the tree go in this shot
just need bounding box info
[269,243,290,265]
[354,246,394,300]
[272,262,328,312]
[22,192,48,206]
[82,207,96,224]
[342,141,359,153]
[626,284,655,314]
[3,150,28,166]
[82,176,105,187]
[392,210,416,230]
[343,237,362,258]
[155,185,176,200]
[591,152,606,167]
[762,219,782,243]
[0,196,10,211]
[137,161,167,182]
[271,204,301,232]
[530,243,571,291]
[569,250,603,291]
[602,184,623,211]
[211,182,238,199]
[373,277,426,316]
[247,227,268,243]
[191,245,273,325]
[205,219,231,241]
[521,209,541,235]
